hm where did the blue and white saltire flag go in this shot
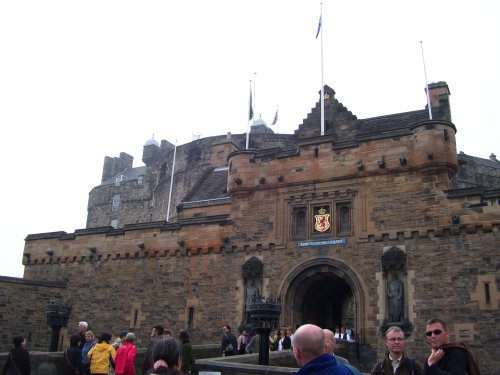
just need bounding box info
[316,14,322,39]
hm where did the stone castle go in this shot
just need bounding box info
[1,82,499,373]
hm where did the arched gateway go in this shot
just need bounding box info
[279,257,365,341]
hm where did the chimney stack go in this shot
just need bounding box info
[426,81,451,121]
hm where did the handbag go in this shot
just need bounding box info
[223,334,234,354]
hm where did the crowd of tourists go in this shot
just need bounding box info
[3,322,193,375]
[3,318,480,375]
[226,323,354,356]
[55,322,191,375]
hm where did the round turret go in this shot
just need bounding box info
[251,115,274,134]
[410,120,458,177]
[142,135,161,166]
[144,135,159,147]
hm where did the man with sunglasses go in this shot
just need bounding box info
[371,326,423,375]
[424,318,473,375]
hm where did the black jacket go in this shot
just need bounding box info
[64,346,83,375]
[221,332,238,356]
[278,336,292,350]
[371,354,423,375]
[424,347,468,375]
[2,347,31,375]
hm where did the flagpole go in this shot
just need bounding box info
[166,139,177,222]
[420,41,432,120]
[253,72,257,117]
[246,80,253,149]
[320,3,325,135]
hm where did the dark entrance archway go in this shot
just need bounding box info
[279,257,364,340]
[301,274,352,330]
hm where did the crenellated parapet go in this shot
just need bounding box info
[227,119,459,198]
[22,214,500,270]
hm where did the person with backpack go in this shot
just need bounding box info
[371,326,423,375]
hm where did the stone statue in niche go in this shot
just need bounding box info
[246,279,261,305]
[241,257,263,328]
[387,274,404,323]
[244,279,261,326]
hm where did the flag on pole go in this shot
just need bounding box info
[316,3,325,135]
[271,107,278,126]
[246,81,253,149]
[248,84,254,121]
[315,14,322,39]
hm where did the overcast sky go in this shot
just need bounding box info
[1,0,499,277]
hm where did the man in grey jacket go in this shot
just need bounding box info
[323,329,350,365]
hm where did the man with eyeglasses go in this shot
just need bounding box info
[424,318,479,375]
[371,326,423,375]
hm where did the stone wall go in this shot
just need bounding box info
[10,221,500,374]
[87,133,295,229]
[454,152,500,188]
[0,345,221,375]
[0,277,67,352]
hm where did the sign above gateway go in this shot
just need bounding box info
[297,238,347,247]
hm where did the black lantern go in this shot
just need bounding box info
[249,297,281,365]
[46,301,72,351]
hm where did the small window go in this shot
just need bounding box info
[138,175,144,185]
[133,309,139,327]
[337,204,351,234]
[485,283,491,305]
[188,307,194,331]
[293,207,307,240]
[115,175,126,186]
[112,194,120,211]
[110,219,118,229]
[160,163,167,179]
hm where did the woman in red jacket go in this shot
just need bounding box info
[114,333,137,375]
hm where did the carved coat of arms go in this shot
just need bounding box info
[314,207,331,232]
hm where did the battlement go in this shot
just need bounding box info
[22,218,500,267]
